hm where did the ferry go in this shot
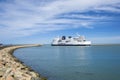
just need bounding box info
[51,34,91,46]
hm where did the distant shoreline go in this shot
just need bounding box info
[0,44,46,80]
[92,44,120,46]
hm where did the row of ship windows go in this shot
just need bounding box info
[58,40,86,42]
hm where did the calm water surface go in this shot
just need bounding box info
[14,45,120,80]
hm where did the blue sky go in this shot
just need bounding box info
[0,0,120,44]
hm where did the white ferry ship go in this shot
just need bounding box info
[51,34,91,46]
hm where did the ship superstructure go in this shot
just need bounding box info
[51,35,91,46]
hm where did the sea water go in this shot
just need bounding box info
[14,45,120,80]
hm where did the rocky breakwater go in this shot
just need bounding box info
[0,45,46,80]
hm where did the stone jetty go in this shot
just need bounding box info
[0,44,46,80]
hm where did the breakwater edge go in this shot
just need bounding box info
[0,44,46,80]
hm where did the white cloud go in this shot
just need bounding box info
[94,6,120,13]
[0,0,120,39]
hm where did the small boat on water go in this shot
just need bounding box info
[51,34,91,46]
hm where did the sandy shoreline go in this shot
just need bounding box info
[0,44,46,80]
